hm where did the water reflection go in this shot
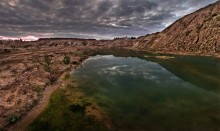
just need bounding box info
[72,54,220,130]
[28,49,220,131]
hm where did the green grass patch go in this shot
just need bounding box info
[27,85,108,131]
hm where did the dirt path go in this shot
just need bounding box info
[8,83,60,131]
[0,46,94,130]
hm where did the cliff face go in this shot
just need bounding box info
[134,1,220,55]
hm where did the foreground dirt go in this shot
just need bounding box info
[0,46,99,130]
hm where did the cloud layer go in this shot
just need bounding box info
[0,0,218,40]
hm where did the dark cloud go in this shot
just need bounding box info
[0,0,218,40]
[113,0,157,17]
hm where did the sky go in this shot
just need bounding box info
[0,0,218,41]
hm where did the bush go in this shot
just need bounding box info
[33,84,42,95]
[212,13,218,17]
[49,75,57,85]
[44,55,52,72]
[7,115,19,124]
[69,104,86,116]
[3,49,11,53]
[63,55,70,65]
[62,73,70,81]
[216,15,220,20]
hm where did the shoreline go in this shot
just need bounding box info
[3,47,90,131]
[128,47,220,58]
[7,57,88,131]
[3,47,220,130]
[8,82,61,131]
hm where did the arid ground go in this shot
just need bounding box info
[0,44,105,130]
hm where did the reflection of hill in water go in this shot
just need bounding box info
[96,49,220,93]
[156,56,220,92]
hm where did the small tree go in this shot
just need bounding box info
[44,55,52,72]
[63,55,70,65]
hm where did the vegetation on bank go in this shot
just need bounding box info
[27,73,108,131]
[7,115,19,125]
[63,55,70,65]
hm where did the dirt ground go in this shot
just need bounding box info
[0,46,98,130]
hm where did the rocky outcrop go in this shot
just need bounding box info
[134,1,220,55]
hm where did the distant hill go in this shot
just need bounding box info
[1,1,220,57]
[134,1,220,56]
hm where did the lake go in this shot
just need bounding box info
[27,50,220,131]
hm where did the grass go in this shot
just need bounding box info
[27,83,108,131]
[33,84,43,95]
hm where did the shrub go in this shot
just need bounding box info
[11,69,18,74]
[82,41,87,46]
[44,55,52,72]
[49,75,57,85]
[33,84,42,95]
[7,115,19,124]
[3,49,11,53]
[212,13,218,17]
[62,73,70,81]
[69,104,86,116]
[63,55,70,65]
[216,15,220,20]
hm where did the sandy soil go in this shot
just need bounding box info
[0,46,97,130]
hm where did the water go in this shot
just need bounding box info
[72,55,220,131]
[28,51,220,131]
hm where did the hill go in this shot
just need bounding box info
[134,1,220,56]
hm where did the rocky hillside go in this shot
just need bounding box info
[134,1,220,55]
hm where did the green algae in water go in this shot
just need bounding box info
[28,54,220,131]
[27,88,108,131]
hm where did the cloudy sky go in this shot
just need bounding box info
[0,0,218,40]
